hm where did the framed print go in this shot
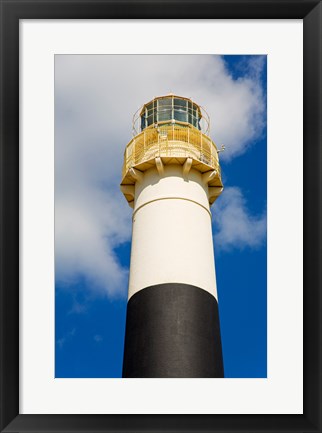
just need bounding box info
[0,1,321,432]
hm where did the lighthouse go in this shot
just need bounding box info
[120,94,224,378]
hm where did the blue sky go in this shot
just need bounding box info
[55,55,267,378]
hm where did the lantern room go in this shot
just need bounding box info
[139,94,205,132]
[121,94,223,207]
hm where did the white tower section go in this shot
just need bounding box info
[128,164,218,299]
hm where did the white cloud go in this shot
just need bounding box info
[55,184,130,297]
[55,55,266,296]
[213,187,266,251]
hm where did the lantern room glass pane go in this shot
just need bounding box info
[158,110,171,121]
[146,102,153,112]
[157,98,172,121]
[147,114,154,126]
[174,109,188,122]
[158,98,172,108]
[145,101,157,126]
[141,116,146,130]
[174,98,186,109]
[188,104,196,127]
[174,98,188,122]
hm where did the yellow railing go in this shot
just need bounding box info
[122,125,220,180]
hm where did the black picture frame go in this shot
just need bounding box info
[0,1,321,432]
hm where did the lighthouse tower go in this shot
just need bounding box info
[121,94,224,378]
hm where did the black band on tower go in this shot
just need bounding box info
[122,283,224,378]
